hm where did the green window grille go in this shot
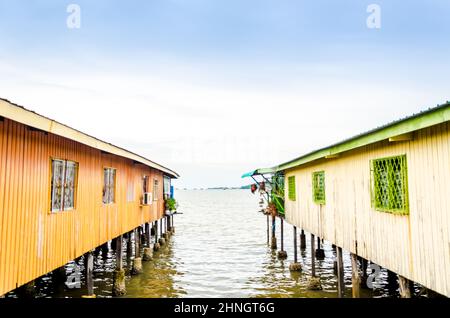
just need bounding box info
[312,171,325,204]
[371,155,409,214]
[288,176,296,201]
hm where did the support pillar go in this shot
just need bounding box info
[270,215,277,250]
[351,253,360,298]
[277,218,287,259]
[112,235,126,296]
[315,236,325,260]
[170,215,175,233]
[154,220,160,251]
[126,232,133,259]
[82,251,95,298]
[360,257,369,289]
[101,242,109,260]
[307,233,321,290]
[300,229,306,250]
[398,275,412,298]
[132,229,143,275]
[289,226,302,272]
[387,269,398,294]
[336,247,345,298]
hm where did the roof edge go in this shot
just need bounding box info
[257,101,450,173]
[0,98,179,178]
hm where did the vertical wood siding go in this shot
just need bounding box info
[284,122,450,297]
[0,118,167,295]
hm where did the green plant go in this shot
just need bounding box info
[165,198,177,211]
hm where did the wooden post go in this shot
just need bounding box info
[270,215,277,250]
[289,225,302,271]
[360,257,369,288]
[83,251,95,297]
[307,233,321,290]
[146,223,151,246]
[116,236,123,269]
[277,218,287,259]
[336,247,345,298]
[310,233,316,277]
[154,220,161,251]
[132,228,143,275]
[293,226,298,263]
[101,242,109,260]
[300,229,306,250]
[266,214,269,245]
[126,231,132,259]
[315,236,325,260]
[351,253,360,298]
[134,228,140,257]
[398,275,412,298]
[112,235,126,296]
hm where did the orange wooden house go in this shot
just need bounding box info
[0,98,179,296]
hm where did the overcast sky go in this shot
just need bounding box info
[0,0,449,188]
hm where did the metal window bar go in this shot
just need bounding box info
[371,155,409,215]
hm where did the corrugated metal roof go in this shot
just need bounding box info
[0,98,179,178]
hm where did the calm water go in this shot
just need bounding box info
[8,189,405,298]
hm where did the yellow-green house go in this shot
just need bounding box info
[249,102,450,297]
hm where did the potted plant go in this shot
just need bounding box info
[165,197,177,214]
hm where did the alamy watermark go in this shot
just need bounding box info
[66,4,81,29]
[367,4,381,29]
[366,263,381,289]
[65,263,81,289]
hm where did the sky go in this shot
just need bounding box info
[0,0,449,188]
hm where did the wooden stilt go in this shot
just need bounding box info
[399,275,412,298]
[293,226,298,263]
[351,253,361,298]
[131,229,143,275]
[112,235,126,296]
[360,257,369,288]
[270,215,277,250]
[311,233,316,277]
[266,214,269,245]
[300,229,306,250]
[307,233,321,290]
[289,226,302,272]
[146,223,151,246]
[83,252,95,297]
[336,247,345,298]
[315,236,325,260]
[277,218,287,259]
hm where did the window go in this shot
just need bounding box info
[153,179,159,201]
[103,168,116,204]
[163,176,171,199]
[51,159,78,212]
[312,171,325,204]
[288,176,296,201]
[371,155,409,214]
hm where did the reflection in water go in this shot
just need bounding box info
[6,189,408,298]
